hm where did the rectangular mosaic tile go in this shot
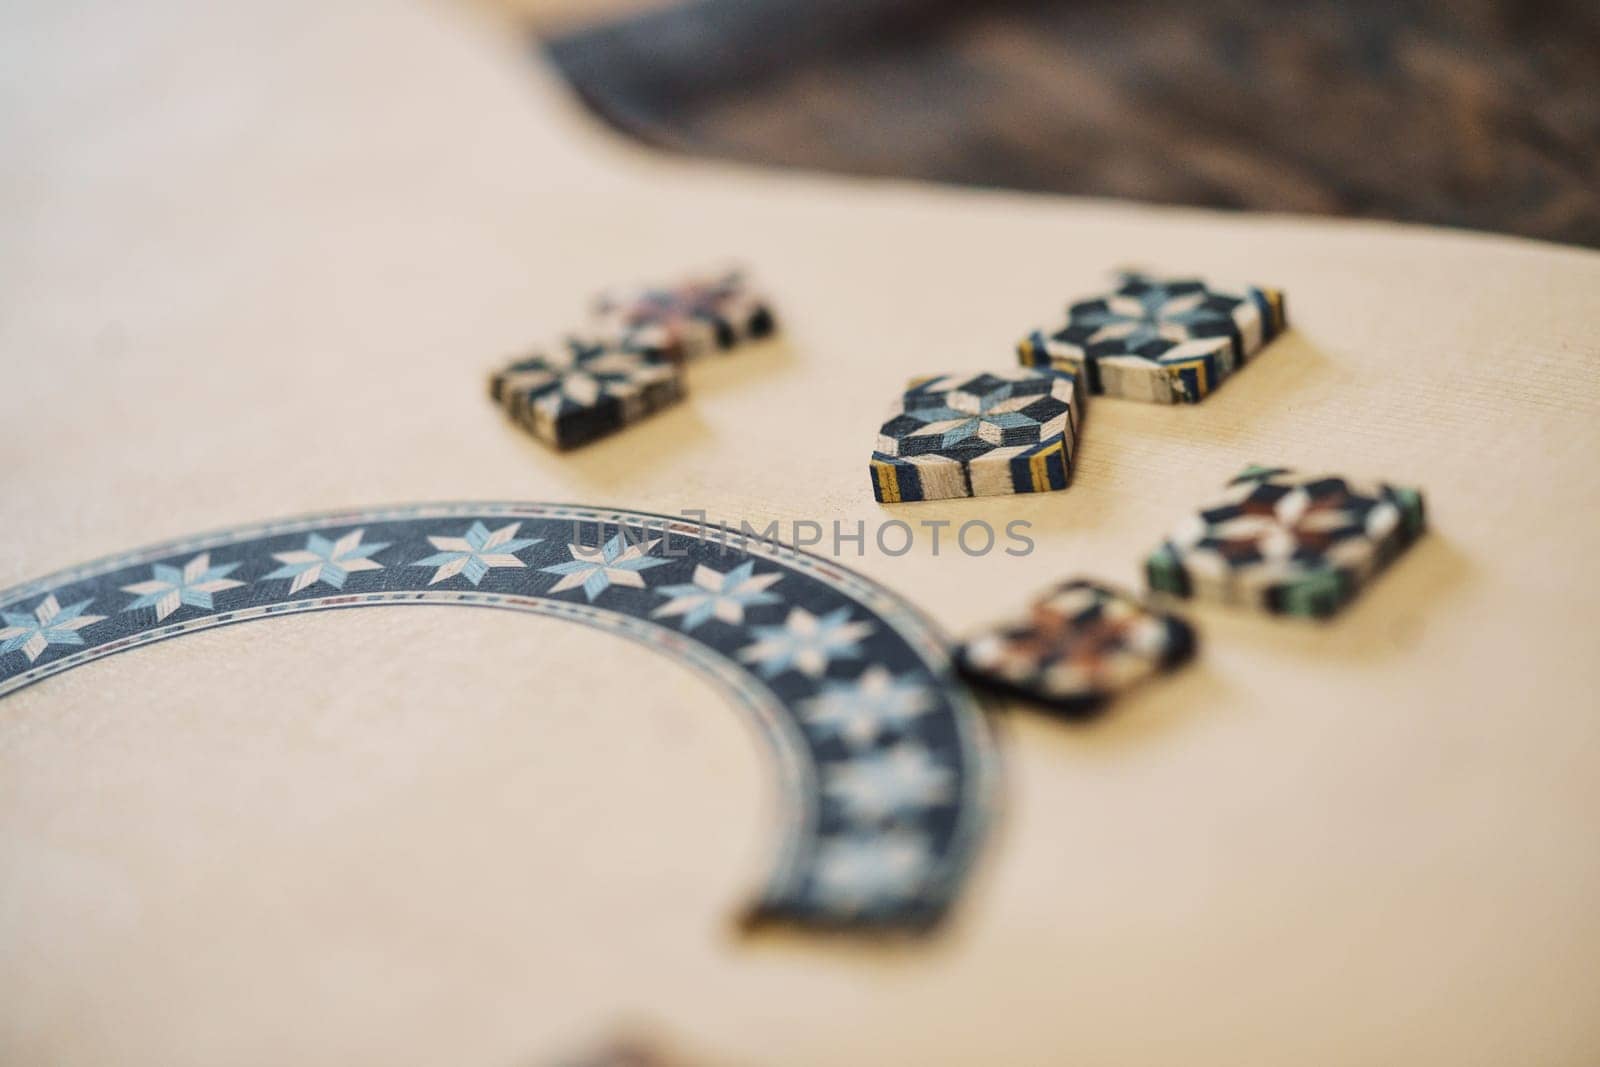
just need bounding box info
[1145,465,1426,618]
[956,579,1196,715]
[870,367,1084,503]
[1019,271,1287,404]
[488,335,684,449]
[592,268,777,364]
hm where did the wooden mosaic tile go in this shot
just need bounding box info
[1019,271,1287,404]
[1145,465,1426,618]
[593,268,777,363]
[488,335,684,449]
[955,579,1196,715]
[870,367,1084,503]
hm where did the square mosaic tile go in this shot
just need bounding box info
[870,367,1084,503]
[1019,271,1287,404]
[593,268,777,363]
[489,335,684,449]
[1145,465,1426,618]
[956,579,1196,714]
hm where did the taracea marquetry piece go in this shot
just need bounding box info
[1146,465,1427,619]
[593,268,778,363]
[488,335,684,449]
[1019,271,1288,404]
[870,367,1084,503]
[955,579,1196,715]
[0,504,996,932]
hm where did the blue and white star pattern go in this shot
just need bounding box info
[121,553,245,621]
[0,595,106,663]
[799,666,934,749]
[739,606,876,679]
[0,503,994,934]
[263,529,389,593]
[410,521,540,586]
[823,741,955,824]
[488,335,684,449]
[650,560,782,631]
[1019,271,1289,404]
[870,367,1084,502]
[541,532,671,602]
[813,829,934,917]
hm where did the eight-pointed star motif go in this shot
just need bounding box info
[121,553,245,621]
[650,560,782,631]
[1076,285,1232,350]
[1193,484,1374,567]
[0,595,106,663]
[738,606,875,679]
[541,532,670,602]
[263,528,390,593]
[411,521,540,586]
[812,829,931,914]
[907,383,1046,450]
[799,666,935,749]
[1147,466,1424,619]
[535,341,649,408]
[822,741,955,824]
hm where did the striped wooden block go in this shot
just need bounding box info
[489,335,684,449]
[1145,465,1426,618]
[1019,271,1287,404]
[870,367,1084,503]
[956,579,1196,715]
[592,268,777,364]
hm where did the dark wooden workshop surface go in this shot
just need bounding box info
[542,0,1600,248]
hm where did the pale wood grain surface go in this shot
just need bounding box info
[2,1,1599,1064]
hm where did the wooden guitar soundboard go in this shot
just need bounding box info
[3,1,1598,1063]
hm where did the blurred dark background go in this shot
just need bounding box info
[536,0,1600,247]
